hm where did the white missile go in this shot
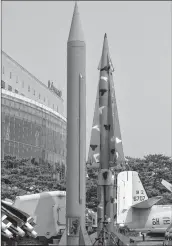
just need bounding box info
[2,228,13,238]
[1,221,12,231]
[9,224,25,237]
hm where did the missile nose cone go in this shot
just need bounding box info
[102,33,109,52]
[68,2,85,42]
[31,230,38,238]
[98,33,110,70]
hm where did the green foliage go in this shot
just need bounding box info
[1,156,66,201]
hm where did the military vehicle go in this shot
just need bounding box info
[11,191,65,245]
[7,190,97,245]
[117,171,172,235]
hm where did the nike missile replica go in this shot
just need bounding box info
[96,34,115,245]
[87,34,126,245]
[59,3,91,245]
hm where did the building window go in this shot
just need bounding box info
[10,72,12,79]
[3,66,4,74]
[16,76,18,83]
[39,94,40,99]
[33,90,35,95]
[15,89,18,94]
[28,86,30,92]
[22,81,24,88]
[8,85,12,91]
[1,80,5,89]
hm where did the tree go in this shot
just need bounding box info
[1,156,66,200]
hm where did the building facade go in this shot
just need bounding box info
[2,51,64,114]
[1,51,66,169]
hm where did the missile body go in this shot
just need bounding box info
[87,33,126,245]
[66,3,86,245]
[99,36,110,170]
[2,221,12,231]
[8,224,25,237]
[97,35,116,245]
[22,221,38,238]
[1,228,13,239]
[1,202,37,239]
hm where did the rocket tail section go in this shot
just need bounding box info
[131,196,162,209]
[117,171,163,225]
[117,171,148,222]
[131,171,148,206]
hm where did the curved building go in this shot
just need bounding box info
[1,51,66,169]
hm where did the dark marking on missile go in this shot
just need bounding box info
[104,125,111,131]
[99,89,107,96]
[103,171,108,180]
[90,144,98,151]
[110,197,114,203]
[111,148,115,154]
[100,65,110,72]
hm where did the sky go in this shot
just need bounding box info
[2,1,171,158]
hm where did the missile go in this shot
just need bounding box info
[2,207,22,226]
[22,221,34,232]
[66,2,85,245]
[1,228,13,239]
[2,199,13,206]
[8,224,25,237]
[59,2,91,245]
[1,221,12,231]
[22,221,38,238]
[1,204,37,238]
[2,200,28,223]
[87,34,125,245]
[96,34,115,245]
[26,230,38,238]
